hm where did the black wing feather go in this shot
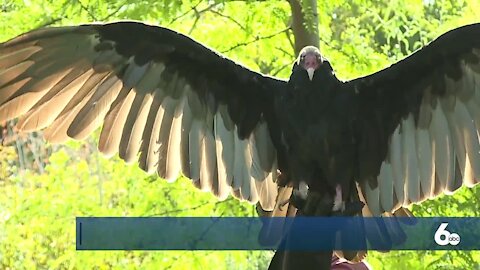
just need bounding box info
[0,21,287,210]
[347,23,480,214]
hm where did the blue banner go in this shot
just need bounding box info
[76,217,480,250]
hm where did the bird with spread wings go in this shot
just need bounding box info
[1,21,480,269]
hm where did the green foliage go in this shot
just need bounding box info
[1,0,480,269]
[0,145,271,269]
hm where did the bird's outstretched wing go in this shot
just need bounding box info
[347,23,480,215]
[0,21,287,210]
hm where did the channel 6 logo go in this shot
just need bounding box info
[434,223,461,246]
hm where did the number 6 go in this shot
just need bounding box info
[434,223,450,246]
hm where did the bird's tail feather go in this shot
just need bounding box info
[336,185,413,262]
[257,184,414,265]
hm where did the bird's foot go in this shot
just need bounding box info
[332,184,344,212]
[277,172,290,187]
[332,200,345,212]
[332,201,365,216]
[331,185,364,216]
[289,183,365,216]
[288,181,309,210]
[290,189,334,216]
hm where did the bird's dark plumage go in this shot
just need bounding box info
[2,21,480,269]
[0,22,286,211]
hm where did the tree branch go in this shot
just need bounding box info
[101,1,129,21]
[76,0,98,21]
[34,18,63,30]
[221,28,290,53]
[144,197,233,216]
[208,9,248,32]
[189,3,219,34]
[168,0,203,26]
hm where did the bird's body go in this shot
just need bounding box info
[276,60,358,208]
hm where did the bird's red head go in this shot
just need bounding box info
[297,46,323,81]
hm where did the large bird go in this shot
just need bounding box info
[1,21,480,269]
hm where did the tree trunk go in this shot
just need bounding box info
[288,0,319,55]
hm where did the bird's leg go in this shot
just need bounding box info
[289,181,309,210]
[332,184,345,212]
[298,181,309,199]
[331,184,365,216]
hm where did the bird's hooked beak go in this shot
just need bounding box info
[303,53,320,81]
[298,46,322,81]
[306,67,315,81]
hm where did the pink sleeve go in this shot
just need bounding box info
[331,255,372,270]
